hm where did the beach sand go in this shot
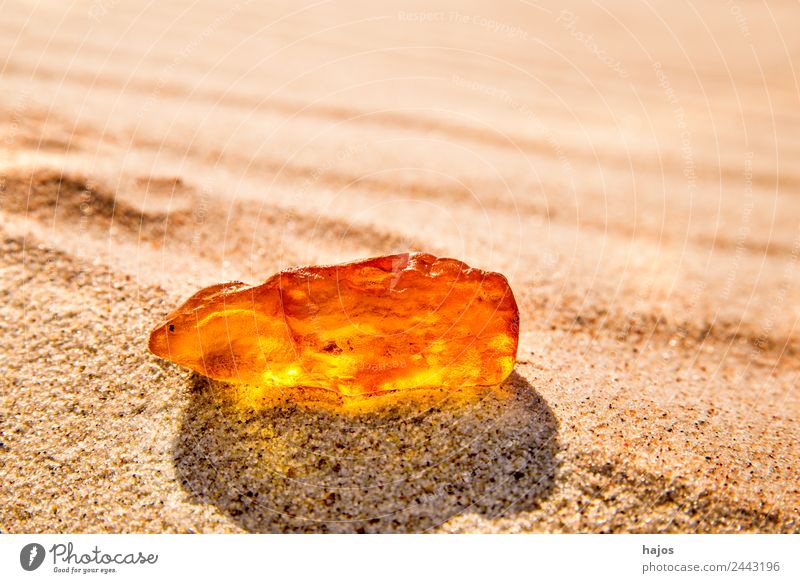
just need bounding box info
[1,0,798,533]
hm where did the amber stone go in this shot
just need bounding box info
[148,253,519,398]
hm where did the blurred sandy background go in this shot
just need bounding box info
[1,0,798,532]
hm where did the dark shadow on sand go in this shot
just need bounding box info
[172,371,560,532]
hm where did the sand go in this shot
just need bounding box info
[1,0,798,533]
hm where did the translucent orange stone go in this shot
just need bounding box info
[148,253,519,398]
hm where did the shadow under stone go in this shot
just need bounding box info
[172,371,560,532]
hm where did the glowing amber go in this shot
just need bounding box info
[148,253,519,398]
